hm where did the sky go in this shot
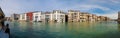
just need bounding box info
[0,0,120,19]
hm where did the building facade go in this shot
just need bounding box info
[33,11,42,22]
[18,10,110,22]
[11,14,20,21]
[79,12,90,22]
[19,13,27,21]
[68,10,80,22]
[41,10,66,22]
[68,10,110,22]
[40,12,52,22]
[52,10,66,22]
[26,12,33,21]
[98,16,110,21]
[68,10,93,22]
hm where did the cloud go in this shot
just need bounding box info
[0,0,119,19]
[96,11,118,19]
[0,0,24,17]
[110,0,120,4]
[78,4,111,11]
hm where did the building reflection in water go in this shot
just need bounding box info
[27,22,33,32]
[118,21,120,24]
[0,24,2,30]
[117,21,120,32]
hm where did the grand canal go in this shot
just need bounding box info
[9,21,120,38]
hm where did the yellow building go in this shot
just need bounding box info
[98,16,110,21]
[68,10,110,22]
[79,12,90,22]
[68,10,92,22]
[68,10,80,22]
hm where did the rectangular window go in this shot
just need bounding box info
[35,16,38,18]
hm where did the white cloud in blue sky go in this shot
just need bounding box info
[0,0,120,19]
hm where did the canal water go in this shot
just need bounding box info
[9,21,120,38]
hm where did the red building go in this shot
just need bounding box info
[26,12,33,21]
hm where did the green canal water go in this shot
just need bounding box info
[9,21,120,38]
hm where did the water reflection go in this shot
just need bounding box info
[28,22,33,30]
[10,21,120,38]
[117,21,120,32]
[118,21,120,24]
[0,24,2,30]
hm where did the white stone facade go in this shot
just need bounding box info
[41,10,66,22]
[19,13,27,21]
[33,12,42,22]
[52,10,65,22]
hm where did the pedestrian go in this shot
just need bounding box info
[5,24,10,38]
